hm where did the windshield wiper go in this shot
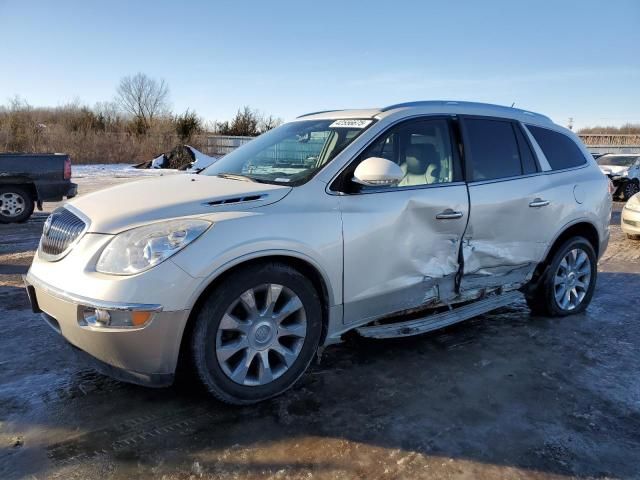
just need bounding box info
[215,173,256,182]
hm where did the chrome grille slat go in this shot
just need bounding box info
[39,207,88,260]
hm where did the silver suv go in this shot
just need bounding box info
[25,101,611,404]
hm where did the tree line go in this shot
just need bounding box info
[577,124,640,135]
[0,73,283,164]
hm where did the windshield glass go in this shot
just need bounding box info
[202,119,373,185]
[597,155,638,167]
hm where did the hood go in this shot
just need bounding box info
[599,165,629,176]
[68,174,291,233]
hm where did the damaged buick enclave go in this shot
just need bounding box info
[25,101,611,404]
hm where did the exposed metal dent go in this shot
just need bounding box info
[340,185,469,325]
[460,237,538,291]
[462,239,542,276]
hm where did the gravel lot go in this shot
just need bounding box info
[1,170,639,479]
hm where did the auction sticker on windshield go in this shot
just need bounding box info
[329,119,372,129]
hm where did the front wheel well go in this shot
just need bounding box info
[176,255,331,374]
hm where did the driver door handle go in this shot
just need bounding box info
[529,198,550,208]
[436,209,464,220]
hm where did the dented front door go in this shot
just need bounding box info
[340,184,469,323]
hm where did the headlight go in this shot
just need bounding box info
[96,219,211,275]
[626,194,640,212]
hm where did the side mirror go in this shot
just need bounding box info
[353,157,403,187]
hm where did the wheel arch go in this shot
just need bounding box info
[527,220,600,292]
[176,253,334,372]
[545,220,600,262]
[0,179,38,200]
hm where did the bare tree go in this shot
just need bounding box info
[216,107,282,136]
[115,73,170,131]
[259,114,283,133]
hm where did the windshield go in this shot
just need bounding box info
[597,155,639,167]
[202,119,373,185]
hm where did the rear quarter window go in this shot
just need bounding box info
[526,125,587,170]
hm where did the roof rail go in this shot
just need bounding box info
[380,100,552,121]
[297,109,343,118]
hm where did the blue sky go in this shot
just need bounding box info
[1,0,638,129]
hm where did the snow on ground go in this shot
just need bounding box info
[185,145,218,171]
[138,146,219,171]
[72,163,181,178]
[150,154,165,169]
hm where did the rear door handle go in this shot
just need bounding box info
[436,209,464,220]
[529,198,550,208]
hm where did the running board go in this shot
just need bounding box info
[356,291,522,339]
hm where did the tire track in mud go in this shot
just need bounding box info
[46,405,225,465]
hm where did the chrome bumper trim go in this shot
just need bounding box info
[24,273,163,312]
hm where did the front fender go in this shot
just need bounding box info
[169,205,344,309]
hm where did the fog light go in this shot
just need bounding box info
[80,308,153,328]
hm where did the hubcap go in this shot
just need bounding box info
[554,248,592,311]
[0,192,25,217]
[216,284,307,386]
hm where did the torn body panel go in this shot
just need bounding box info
[461,175,557,291]
[340,183,469,324]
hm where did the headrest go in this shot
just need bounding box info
[405,144,438,174]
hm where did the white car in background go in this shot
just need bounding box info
[25,101,611,404]
[622,193,640,239]
[597,154,640,200]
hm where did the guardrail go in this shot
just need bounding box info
[578,134,640,146]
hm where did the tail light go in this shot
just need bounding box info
[64,157,72,180]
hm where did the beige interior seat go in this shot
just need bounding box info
[399,144,440,186]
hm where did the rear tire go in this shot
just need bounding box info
[189,262,322,404]
[525,236,597,317]
[0,186,34,223]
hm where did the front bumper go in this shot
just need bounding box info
[25,273,190,387]
[621,206,640,236]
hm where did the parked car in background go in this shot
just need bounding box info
[0,153,77,223]
[621,192,640,239]
[25,101,610,404]
[597,154,640,200]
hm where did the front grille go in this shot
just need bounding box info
[39,207,87,260]
[623,218,639,227]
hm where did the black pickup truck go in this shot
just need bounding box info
[0,153,77,223]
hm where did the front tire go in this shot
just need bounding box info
[190,262,322,404]
[622,180,640,201]
[0,186,34,223]
[526,236,597,317]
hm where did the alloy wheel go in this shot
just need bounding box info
[215,283,307,386]
[553,248,592,311]
[0,192,26,217]
[624,182,639,199]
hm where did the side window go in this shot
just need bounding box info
[356,119,457,190]
[526,125,587,170]
[464,118,522,181]
[514,124,539,174]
